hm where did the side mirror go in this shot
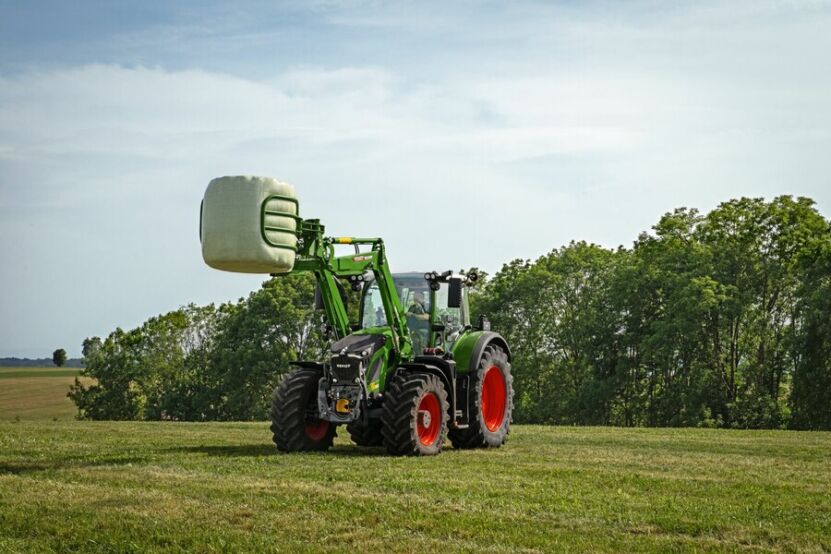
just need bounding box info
[448,277,463,308]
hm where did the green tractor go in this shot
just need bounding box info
[200,176,513,455]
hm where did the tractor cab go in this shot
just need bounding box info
[360,272,471,355]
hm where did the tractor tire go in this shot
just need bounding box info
[271,367,336,452]
[381,372,449,456]
[449,344,513,449]
[347,418,384,447]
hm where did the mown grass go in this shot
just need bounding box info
[0,367,86,421]
[0,422,828,553]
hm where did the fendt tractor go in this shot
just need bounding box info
[200,176,513,455]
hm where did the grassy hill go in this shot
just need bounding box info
[0,367,85,421]
[1,422,828,552]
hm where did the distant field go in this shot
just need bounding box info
[0,367,86,421]
[1,422,829,552]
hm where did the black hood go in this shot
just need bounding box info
[330,333,386,357]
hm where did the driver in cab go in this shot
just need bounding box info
[408,291,429,321]
[407,291,430,353]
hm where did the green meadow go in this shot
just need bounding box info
[1,420,828,553]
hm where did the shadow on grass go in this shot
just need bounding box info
[169,444,389,458]
[172,444,277,457]
[0,456,148,475]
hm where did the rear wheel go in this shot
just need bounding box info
[381,373,449,456]
[450,344,513,448]
[347,418,384,447]
[271,368,336,452]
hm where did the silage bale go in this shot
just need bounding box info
[200,175,298,274]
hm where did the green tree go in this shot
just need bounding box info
[475,196,830,429]
[694,196,828,428]
[207,273,326,420]
[134,304,228,421]
[476,243,625,424]
[789,216,831,429]
[69,304,231,420]
[52,348,67,367]
[628,208,724,427]
[82,337,102,358]
[68,275,325,421]
[69,327,143,420]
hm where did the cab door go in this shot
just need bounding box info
[429,282,469,351]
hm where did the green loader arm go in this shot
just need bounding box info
[278,217,414,360]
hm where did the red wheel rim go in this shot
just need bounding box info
[481,366,506,432]
[417,392,441,446]
[305,420,329,441]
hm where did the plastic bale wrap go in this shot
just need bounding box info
[200,176,298,274]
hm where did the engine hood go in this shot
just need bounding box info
[330,333,387,357]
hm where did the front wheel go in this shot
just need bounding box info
[347,418,384,447]
[381,372,449,456]
[271,368,336,452]
[449,344,513,448]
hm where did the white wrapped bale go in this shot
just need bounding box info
[200,176,298,274]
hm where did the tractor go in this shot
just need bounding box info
[200,176,513,455]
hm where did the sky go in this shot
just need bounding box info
[2,1,831,357]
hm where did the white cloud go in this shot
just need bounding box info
[0,64,653,170]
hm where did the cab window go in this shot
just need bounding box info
[360,282,386,328]
[434,282,465,334]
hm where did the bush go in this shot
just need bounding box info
[70,275,325,421]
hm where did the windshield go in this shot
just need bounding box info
[361,276,432,330]
[361,282,387,328]
[361,275,470,351]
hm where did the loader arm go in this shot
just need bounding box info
[285,218,414,359]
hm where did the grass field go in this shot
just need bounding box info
[0,367,84,421]
[1,421,829,553]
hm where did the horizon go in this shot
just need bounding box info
[2,1,831,357]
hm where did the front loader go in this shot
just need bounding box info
[200,176,513,455]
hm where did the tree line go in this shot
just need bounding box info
[70,195,831,429]
[0,357,82,368]
[69,275,327,421]
[473,196,831,429]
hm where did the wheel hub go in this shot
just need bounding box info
[419,410,432,428]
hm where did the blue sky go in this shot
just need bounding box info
[2,1,831,357]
